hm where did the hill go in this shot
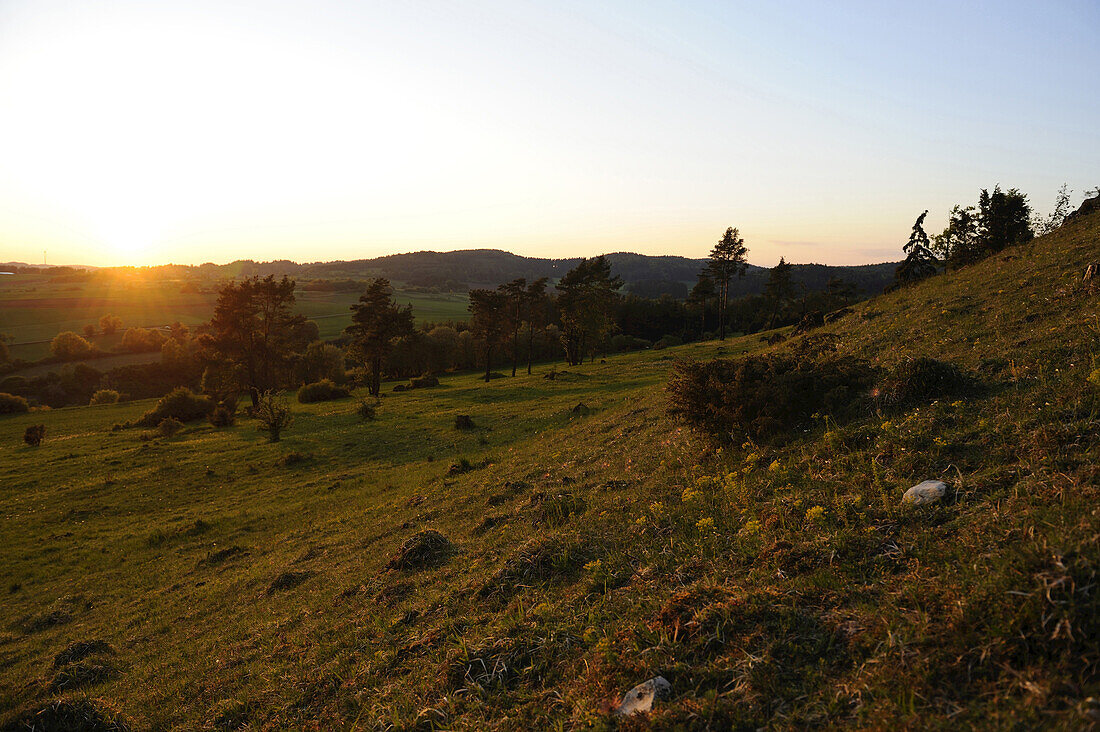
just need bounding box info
[0,209,1098,728]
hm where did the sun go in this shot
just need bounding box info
[102,227,152,266]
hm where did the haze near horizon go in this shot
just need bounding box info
[0,0,1097,268]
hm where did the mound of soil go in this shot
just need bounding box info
[386,530,455,571]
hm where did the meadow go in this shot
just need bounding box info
[1,210,1099,728]
[0,274,469,361]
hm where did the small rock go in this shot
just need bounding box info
[903,479,947,506]
[615,676,671,716]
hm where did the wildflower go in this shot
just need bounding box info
[1089,369,1100,387]
[681,486,702,503]
[768,459,782,473]
[741,519,761,536]
[584,559,603,572]
[696,517,716,533]
[805,505,827,524]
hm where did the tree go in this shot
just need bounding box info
[468,288,509,381]
[705,227,749,340]
[82,324,97,339]
[689,275,716,338]
[932,205,979,267]
[199,275,311,406]
[555,256,623,365]
[345,278,415,397]
[764,258,795,329]
[825,277,858,308]
[893,211,939,287]
[499,278,528,377]
[521,278,551,375]
[976,186,1033,255]
[254,390,293,443]
[1032,184,1073,237]
[50,331,95,360]
[99,314,122,335]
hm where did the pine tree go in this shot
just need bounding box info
[705,227,748,340]
[893,211,939,287]
[345,278,415,397]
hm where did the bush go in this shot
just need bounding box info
[875,357,975,410]
[297,379,351,403]
[135,387,214,427]
[610,334,652,352]
[668,352,875,442]
[89,389,120,405]
[255,390,293,442]
[0,376,28,393]
[23,424,45,446]
[156,417,183,437]
[356,398,376,421]
[0,392,29,415]
[49,331,95,360]
[208,405,236,427]
[386,530,455,571]
[120,327,166,353]
[653,334,683,350]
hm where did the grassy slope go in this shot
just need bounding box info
[1,212,1098,729]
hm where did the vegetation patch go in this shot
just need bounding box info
[479,536,595,600]
[267,570,314,593]
[296,379,351,403]
[53,640,114,668]
[133,387,213,428]
[51,660,120,691]
[1,698,131,732]
[0,392,30,415]
[23,424,45,447]
[386,530,455,571]
[874,356,978,410]
[667,350,875,441]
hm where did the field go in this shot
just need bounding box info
[1,211,1099,728]
[0,275,469,362]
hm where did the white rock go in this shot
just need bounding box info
[614,676,671,716]
[903,480,947,505]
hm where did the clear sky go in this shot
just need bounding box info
[0,0,1096,267]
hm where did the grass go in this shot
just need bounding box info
[0,275,468,361]
[0,212,1099,728]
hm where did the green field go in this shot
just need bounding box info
[1,212,1099,728]
[0,275,469,361]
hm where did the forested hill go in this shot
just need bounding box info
[60,250,892,297]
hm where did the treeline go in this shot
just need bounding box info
[893,184,1098,288]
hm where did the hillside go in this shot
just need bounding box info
[1,210,1098,729]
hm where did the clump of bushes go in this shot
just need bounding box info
[653,334,683,350]
[208,405,236,427]
[89,389,120,405]
[296,379,351,403]
[134,387,213,427]
[0,392,29,415]
[23,424,45,447]
[668,351,875,441]
[386,529,455,571]
[874,357,976,409]
[141,417,183,441]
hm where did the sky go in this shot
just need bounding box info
[0,1,1097,268]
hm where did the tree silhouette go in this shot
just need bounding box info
[200,275,311,406]
[469,288,509,381]
[893,211,939,287]
[555,256,623,365]
[689,274,716,337]
[345,278,415,396]
[705,227,748,340]
[765,257,795,329]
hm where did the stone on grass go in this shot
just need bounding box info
[615,676,671,716]
[903,479,947,506]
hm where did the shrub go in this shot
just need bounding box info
[120,327,166,353]
[455,414,474,430]
[255,390,293,442]
[156,417,183,438]
[668,352,875,442]
[297,379,351,403]
[610,334,652,352]
[875,357,975,410]
[356,398,376,421]
[0,376,28,393]
[23,424,45,447]
[0,392,29,414]
[89,389,120,405]
[653,334,683,350]
[208,405,236,427]
[135,387,214,427]
[49,331,95,360]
